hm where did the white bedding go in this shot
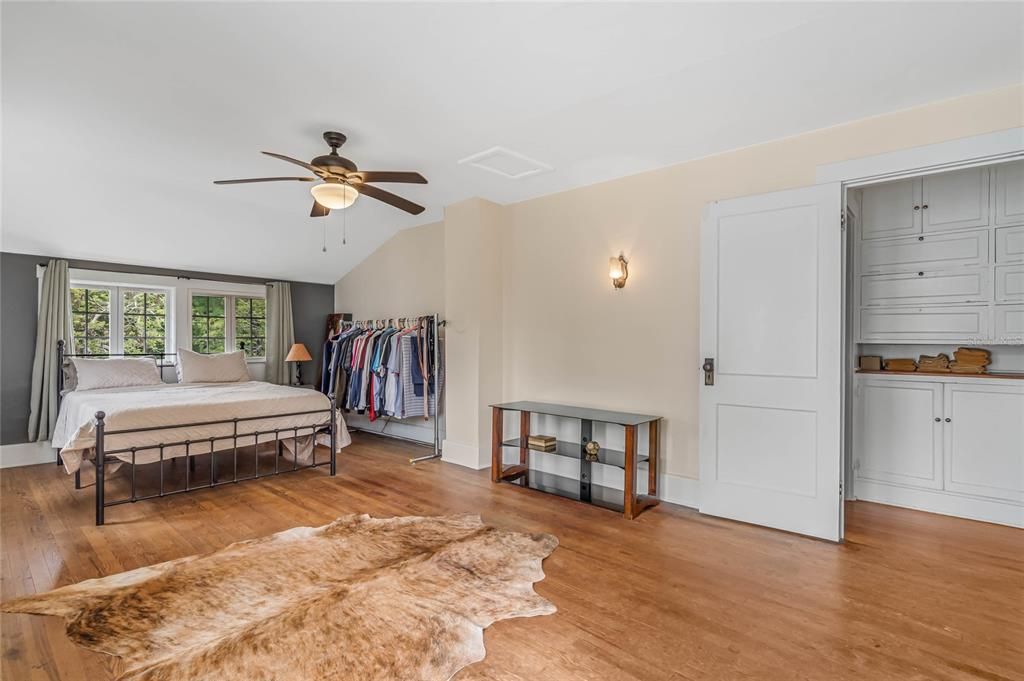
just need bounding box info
[54,381,351,474]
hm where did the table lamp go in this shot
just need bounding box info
[284,343,313,385]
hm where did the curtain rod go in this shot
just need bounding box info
[40,260,277,287]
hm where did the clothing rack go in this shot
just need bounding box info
[336,313,445,464]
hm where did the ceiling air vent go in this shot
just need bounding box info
[458,146,552,179]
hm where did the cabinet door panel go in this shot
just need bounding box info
[861,179,920,240]
[922,167,991,233]
[994,304,1024,342]
[860,230,988,273]
[994,160,1024,226]
[995,264,1024,303]
[859,305,990,342]
[860,268,990,307]
[944,384,1024,503]
[995,225,1024,264]
[855,380,942,489]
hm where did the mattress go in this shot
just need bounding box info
[54,381,351,474]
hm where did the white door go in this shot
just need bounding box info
[699,183,843,541]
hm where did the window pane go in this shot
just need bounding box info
[71,288,87,312]
[235,318,251,339]
[146,338,166,355]
[192,318,207,338]
[250,339,266,357]
[147,292,166,315]
[209,338,225,353]
[124,337,144,354]
[87,338,110,355]
[73,313,87,336]
[251,318,266,338]
[192,338,208,353]
[88,314,110,337]
[145,315,166,336]
[88,289,110,312]
[208,296,225,316]
[123,291,145,314]
[123,314,143,337]
[192,296,208,315]
[208,317,225,338]
[235,298,251,317]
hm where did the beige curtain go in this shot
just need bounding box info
[28,259,74,441]
[265,282,295,385]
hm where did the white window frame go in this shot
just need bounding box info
[69,279,175,360]
[187,289,267,360]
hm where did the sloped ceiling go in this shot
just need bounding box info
[2,2,1021,283]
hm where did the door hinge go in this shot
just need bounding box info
[840,212,846,230]
[839,481,844,496]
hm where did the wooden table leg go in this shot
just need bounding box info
[624,424,637,519]
[491,407,503,483]
[648,419,659,497]
[519,411,530,465]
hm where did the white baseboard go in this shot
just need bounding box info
[0,441,56,468]
[855,478,1024,528]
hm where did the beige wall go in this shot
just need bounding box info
[337,85,1024,481]
[333,220,445,320]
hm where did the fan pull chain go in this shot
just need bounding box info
[322,216,327,253]
[342,205,347,246]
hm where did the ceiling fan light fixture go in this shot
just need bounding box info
[310,181,359,210]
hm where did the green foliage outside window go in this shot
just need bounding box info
[71,288,111,355]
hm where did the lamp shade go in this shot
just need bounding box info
[310,182,359,210]
[284,343,312,363]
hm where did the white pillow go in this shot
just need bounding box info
[70,357,163,391]
[176,348,250,383]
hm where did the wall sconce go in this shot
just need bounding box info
[608,254,629,290]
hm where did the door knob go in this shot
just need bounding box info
[934,417,941,422]
[702,358,715,386]
[945,418,951,423]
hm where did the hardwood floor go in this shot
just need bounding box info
[2,433,1021,680]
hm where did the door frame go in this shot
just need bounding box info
[816,128,1024,518]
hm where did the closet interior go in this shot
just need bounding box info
[846,159,1024,527]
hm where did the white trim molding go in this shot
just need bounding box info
[816,127,1024,186]
[0,441,56,468]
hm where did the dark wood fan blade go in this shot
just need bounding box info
[310,201,330,218]
[214,177,317,185]
[354,183,425,215]
[350,171,427,184]
[261,151,325,176]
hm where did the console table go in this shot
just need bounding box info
[489,401,661,519]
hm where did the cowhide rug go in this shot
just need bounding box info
[1,514,558,681]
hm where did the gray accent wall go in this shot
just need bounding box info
[0,252,334,445]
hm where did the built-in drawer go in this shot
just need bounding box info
[994,304,1024,342]
[860,268,990,307]
[995,225,1024,264]
[859,305,990,343]
[995,265,1024,303]
[859,230,988,273]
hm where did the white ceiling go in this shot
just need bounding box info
[2,2,1021,284]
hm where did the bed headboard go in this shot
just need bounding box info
[56,340,178,410]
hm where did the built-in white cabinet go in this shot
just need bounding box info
[855,161,1024,344]
[860,178,921,240]
[995,264,1024,303]
[859,305,990,342]
[853,375,1024,526]
[920,167,991,233]
[996,225,1024,264]
[860,268,990,307]
[859,230,989,273]
[855,379,943,489]
[943,382,1024,504]
[994,160,1024,226]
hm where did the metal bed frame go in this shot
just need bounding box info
[56,340,337,525]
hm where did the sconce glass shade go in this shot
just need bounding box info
[310,182,359,209]
[609,254,628,289]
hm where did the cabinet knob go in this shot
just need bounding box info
[918,272,924,276]
[945,418,951,423]
[918,236,924,241]
[934,417,941,422]
[922,204,929,209]
[914,205,921,211]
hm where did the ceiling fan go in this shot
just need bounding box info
[214,131,427,217]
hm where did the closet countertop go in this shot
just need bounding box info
[855,370,1024,381]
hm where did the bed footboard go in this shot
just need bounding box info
[93,395,338,526]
